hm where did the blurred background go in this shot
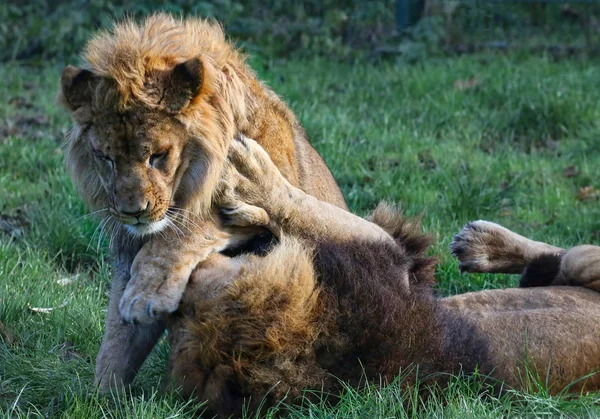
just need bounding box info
[3,0,600,63]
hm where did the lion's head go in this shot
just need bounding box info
[59,14,251,236]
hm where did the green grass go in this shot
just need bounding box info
[1,54,600,417]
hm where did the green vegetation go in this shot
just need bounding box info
[5,0,600,65]
[1,53,600,417]
[1,0,395,62]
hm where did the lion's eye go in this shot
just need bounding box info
[92,149,113,165]
[149,150,168,167]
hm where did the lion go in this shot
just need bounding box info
[58,13,347,392]
[162,136,600,417]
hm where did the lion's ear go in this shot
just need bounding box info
[60,66,97,111]
[163,57,204,113]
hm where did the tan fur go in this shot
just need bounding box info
[557,245,600,290]
[164,138,600,417]
[218,136,394,246]
[451,220,600,291]
[450,220,564,274]
[59,14,346,391]
[441,286,600,393]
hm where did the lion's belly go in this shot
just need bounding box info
[440,286,600,393]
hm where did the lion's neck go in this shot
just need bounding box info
[221,70,302,185]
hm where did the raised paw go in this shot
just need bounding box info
[228,135,284,188]
[119,269,188,324]
[450,220,513,273]
[217,134,290,214]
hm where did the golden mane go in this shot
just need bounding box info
[62,13,260,216]
[84,13,248,111]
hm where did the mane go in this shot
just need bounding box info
[62,13,260,217]
[168,202,445,413]
[311,202,443,385]
[368,201,437,286]
[84,13,250,113]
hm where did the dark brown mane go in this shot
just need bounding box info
[369,202,438,286]
[313,203,443,386]
[168,204,447,416]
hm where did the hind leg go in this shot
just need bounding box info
[450,220,563,274]
[552,245,600,290]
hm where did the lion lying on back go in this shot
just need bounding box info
[163,136,600,416]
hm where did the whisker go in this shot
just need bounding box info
[165,215,184,238]
[74,208,109,223]
[107,218,119,253]
[171,214,199,235]
[166,211,195,235]
[87,215,110,252]
[96,216,114,253]
[155,225,168,242]
[96,222,107,253]
[167,207,206,233]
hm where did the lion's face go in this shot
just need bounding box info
[84,110,188,236]
[60,59,231,237]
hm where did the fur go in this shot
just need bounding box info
[61,13,346,216]
[451,220,600,292]
[168,205,444,416]
[167,205,600,417]
[162,136,600,416]
[520,253,562,288]
[59,13,347,391]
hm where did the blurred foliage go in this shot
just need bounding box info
[0,0,396,63]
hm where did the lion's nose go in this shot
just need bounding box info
[117,201,150,217]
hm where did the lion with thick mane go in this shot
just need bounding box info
[161,136,600,416]
[59,13,346,392]
[60,13,600,418]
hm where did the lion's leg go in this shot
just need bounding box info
[119,221,236,325]
[95,270,165,393]
[219,136,394,246]
[557,245,600,290]
[453,222,600,291]
[522,245,600,290]
[450,220,564,274]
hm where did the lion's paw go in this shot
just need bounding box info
[119,272,187,324]
[217,134,288,213]
[450,220,509,273]
[228,135,280,186]
[219,203,270,227]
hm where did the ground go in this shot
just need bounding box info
[1,55,599,418]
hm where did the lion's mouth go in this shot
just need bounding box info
[124,218,169,236]
[109,207,170,236]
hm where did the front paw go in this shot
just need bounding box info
[219,203,270,227]
[119,272,186,324]
[223,135,287,203]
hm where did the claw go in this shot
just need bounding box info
[126,296,138,323]
[146,301,155,319]
[235,135,250,149]
[219,207,238,215]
